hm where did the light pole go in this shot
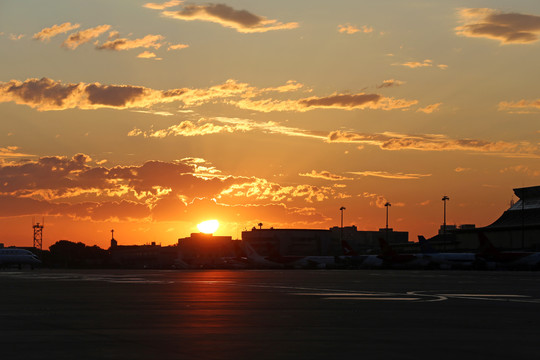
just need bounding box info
[384,202,391,243]
[340,206,346,245]
[521,189,525,249]
[442,195,449,250]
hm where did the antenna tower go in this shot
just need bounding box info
[33,218,44,250]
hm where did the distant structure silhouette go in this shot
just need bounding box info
[110,229,117,248]
[33,219,44,251]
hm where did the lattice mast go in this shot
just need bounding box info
[33,218,44,250]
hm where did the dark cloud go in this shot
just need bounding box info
[299,93,381,108]
[456,8,540,44]
[161,3,299,33]
[326,130,539,156]
[85,84,146,107]
[0,78,81,110]
[0,78,164,111]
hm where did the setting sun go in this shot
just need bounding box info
[197,220,220,234]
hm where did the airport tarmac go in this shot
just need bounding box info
[2,269,540,359]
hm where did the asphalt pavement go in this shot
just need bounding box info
[1,269,540,359]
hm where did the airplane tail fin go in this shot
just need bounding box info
[418,235,436,254]
[341,239,358,256]
[477,232,500,258]
[378,238,397,258]
[242,241,266,262]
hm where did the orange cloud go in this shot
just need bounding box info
[234,93,418,112]
[299,170,353,181]
[398,59,433,68]
[417,102,442,113]
[137,51,160,59]
[376,79,405,88]
[349,171,431,180]
[143,0,182,10]
[337,24,373,34]
[456,8,540,44]
[9,34,25,41]
[97,34,164,50]
[499,99,540,113]
[0,78,306,112]
[161,3,299,33]
[33,22,81,42]
[135,120,237,138]
[62,25,111,49]
[0,154,351,224]
[327,130,538,156]
[167,43,189,50]
[0,78,413,115]
[219,178,337,203]
[131,117,539,158]
[129,117,327,140]
[0,146,34,159]
[0,78,174,111]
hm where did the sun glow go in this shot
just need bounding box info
[197,219,220,234]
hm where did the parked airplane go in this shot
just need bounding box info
[338,240,382,268]
[0,248,42,269]
[418,236,476,269]
[242,241,336,268]
[377,238,430,269]
[477,233,540,270]
[341,238,429,269]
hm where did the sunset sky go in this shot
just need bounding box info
[1,0,540,249]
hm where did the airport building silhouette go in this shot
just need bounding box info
[428,185,540,251]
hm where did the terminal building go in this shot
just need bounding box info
[177,233,241,268]
[109,236,178,268]
[242,226,408,257]
[427,185,540,251]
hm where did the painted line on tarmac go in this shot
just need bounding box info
[438,293,540,303]
[0,272,174,284]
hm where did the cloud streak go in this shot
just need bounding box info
[160,3,299,33]
[349,171,431,180]
[417,103,442,114]
[1,77,418,114]
[167,43,189,50]
[130,117,538,158]
[33,22,81,42]
[129,117,326,140]
[62,25,111,49]
[0,78,301,111]
[137,51,160,59]
[0,146,34,159]
[0,78,272,111]
[299,170,353,181]
[499,99,540,113]
[338,24,373,34]
[234,93,418,112]
[97,34,164,50]
[376,79,404,88]
[143,0,182,10]
[327,130,539,156]
[456,8,540,44]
